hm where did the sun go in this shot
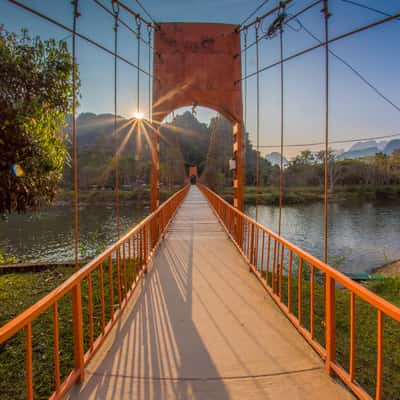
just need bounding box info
[132,111,144,120]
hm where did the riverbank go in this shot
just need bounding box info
[220,184,400,205]
[54,187,178,206]
[374,259,400,277]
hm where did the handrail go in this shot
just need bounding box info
[198,183,400,400]
[0,184,189,400]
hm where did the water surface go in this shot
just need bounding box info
[245,201,400,273]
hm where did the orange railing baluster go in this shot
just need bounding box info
[325,274,336,374]
[376,310,383,400]
[122,242,127,297]
[310,265,315,338]
[349,291,355,381]
[260,231,265,275]
[288,250,293,312]
[53,302,60,393]
[99,263,106,333]
[272,240,277,293]
[72,284,84,381]
[116,248,122,305]
[279,244,284,299]
[266,235,271,286]
[108,255,114,319]
[26,322,33,400]
[298,258,303,324]
[87,274,94,350]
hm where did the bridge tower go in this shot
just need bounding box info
[151,22,244,211]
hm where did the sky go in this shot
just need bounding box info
[2,0,400,158]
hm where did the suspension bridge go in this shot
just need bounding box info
[1,0,400,399]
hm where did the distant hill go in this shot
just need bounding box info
[340,139,400,159]
[265,152,288,167]
[349,140,378,152]
[384,139,400,155]
[338,146,379,160]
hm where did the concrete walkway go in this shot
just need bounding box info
[67,186,354,400]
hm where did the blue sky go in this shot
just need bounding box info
[2,0,400,157]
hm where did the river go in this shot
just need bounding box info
[1,201,399,273]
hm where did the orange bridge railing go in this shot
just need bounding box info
[0,185,189,400]
[199,184,400,400]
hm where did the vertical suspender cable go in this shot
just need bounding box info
[243,30,248,129]
[147,26,151,122]
[113,1,120,239]
[323,0,330,263]
[278,23,284,237]
[136,17,141,114]
[255,22,260,222]
[72,0,80,271]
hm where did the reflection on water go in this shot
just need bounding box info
[0,204,148,263]
[246,201,400,274]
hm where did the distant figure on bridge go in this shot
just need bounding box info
[189,165,198,185]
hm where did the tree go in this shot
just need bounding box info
[0,29,77,213]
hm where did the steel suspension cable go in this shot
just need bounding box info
[8,0,152,77]
[72,0,80,271]
[132,0,158,27]
[113,1,120,239]
[289,17,400,114]
[255,23,261,222]
[341,0,400,21]
[323,0,330,264]
[236,10,400,84]
[92,0,152,48]
[237,0,322,56]
[240,0,271,27]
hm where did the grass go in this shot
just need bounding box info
[0,258,140,400]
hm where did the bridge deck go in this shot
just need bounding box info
[67,186,353,400]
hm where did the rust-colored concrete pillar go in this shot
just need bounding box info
[151,22,244,210]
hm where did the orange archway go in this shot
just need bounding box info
[151,22,244,210]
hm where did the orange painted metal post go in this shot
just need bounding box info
[249,224,255,270]
[325,274,336,374]
[279,244,284,299]
[143,225,148,273]
[310,265,315,338]
[108,255,114,319]
[349,292,355,381]
[53,303,61,393]
[376,310,383,400]
[25,322,33,400]
[116,249,122,305]
[288,250,293,312]
[99,264,106,332]
[266,235,271,285]
[298,258,303,324]
[87,275,94,350]
[72,284,85,382]
[272,240,277,293]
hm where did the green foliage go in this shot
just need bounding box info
[0,28,78,213]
